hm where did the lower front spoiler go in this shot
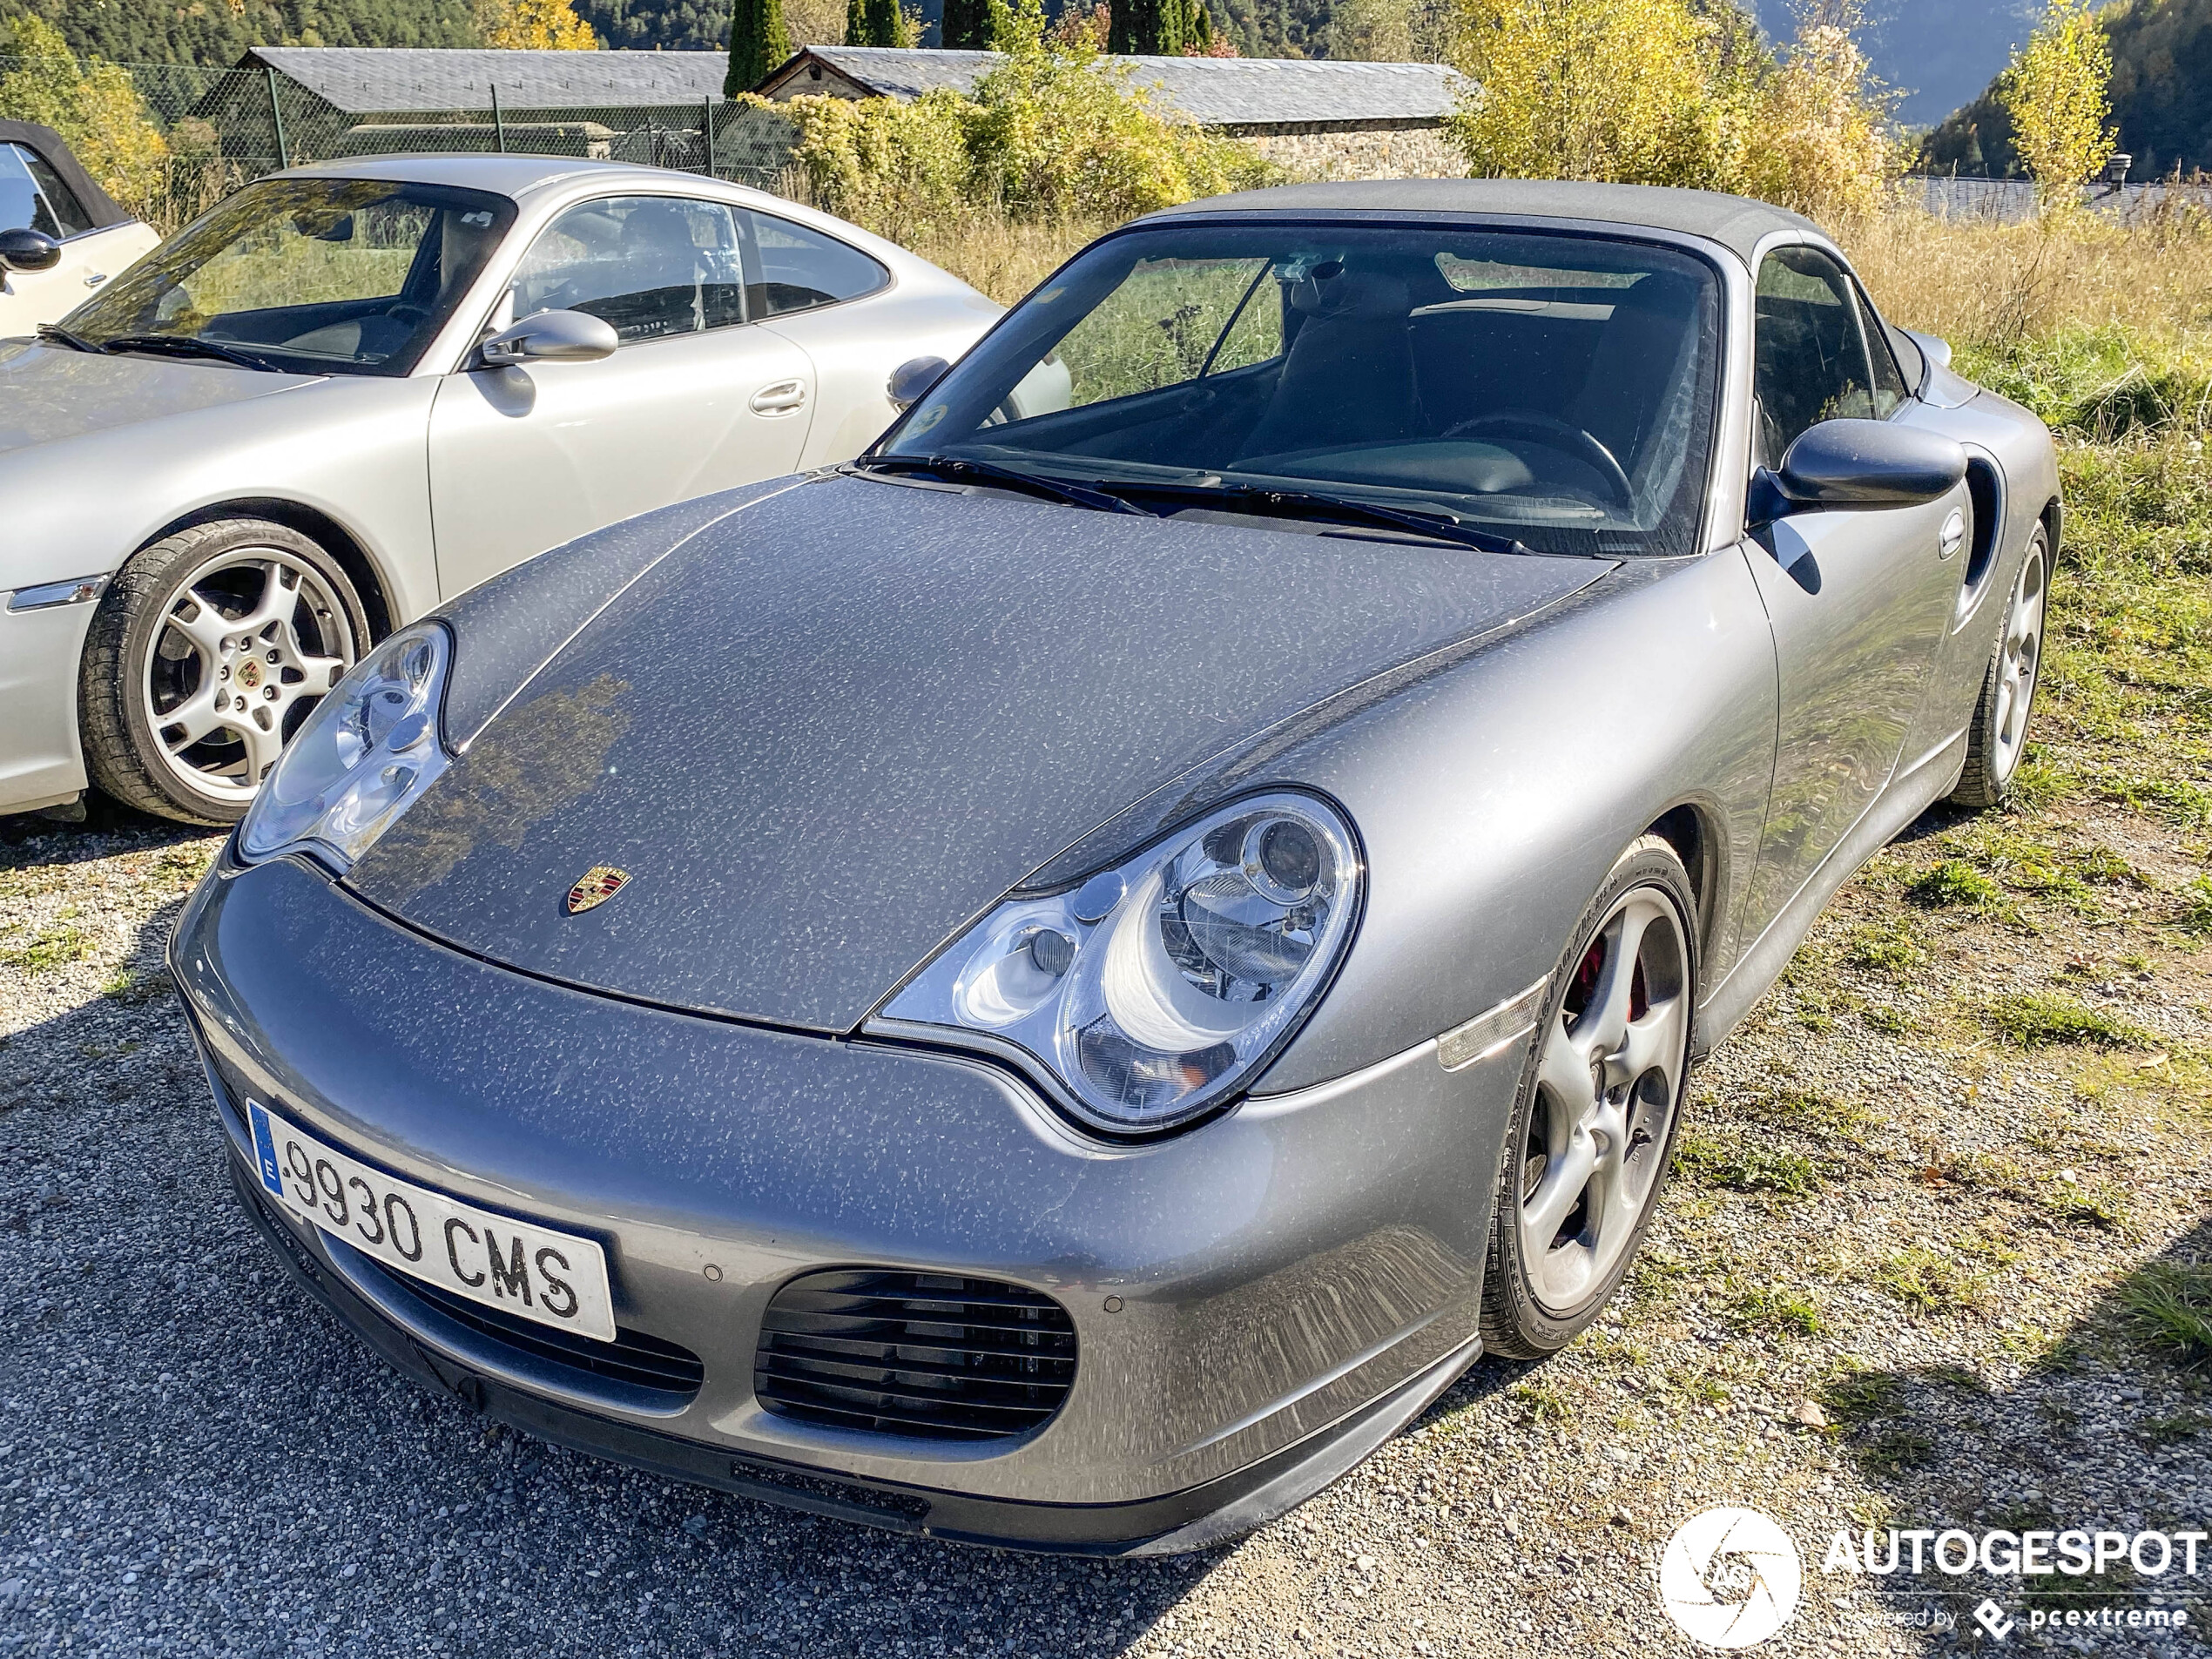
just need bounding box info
[229,1156,1480,1556]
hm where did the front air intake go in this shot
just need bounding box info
[753,1269,1076,1441]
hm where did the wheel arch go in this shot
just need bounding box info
[1642,800,1723,977]
[135,499,395,643]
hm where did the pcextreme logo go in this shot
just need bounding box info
[1659,1507,1804,1649]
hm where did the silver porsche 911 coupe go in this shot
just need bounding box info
[2,154,997,826]
[172,180,2057,1554]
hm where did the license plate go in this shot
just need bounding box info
[248,1100,616,1343]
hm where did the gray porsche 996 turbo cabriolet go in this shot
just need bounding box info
[170,179,2058,1554]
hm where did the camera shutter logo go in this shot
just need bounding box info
[1659,1507,1803,1649]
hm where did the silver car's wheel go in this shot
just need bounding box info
[1951,527,2051,810]
[80,519,370,826]
[1483,834,1696,1358]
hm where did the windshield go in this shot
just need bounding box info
[64,178,515,376]
[880,223,1723,556]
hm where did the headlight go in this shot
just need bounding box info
[875,793,1362,1135]
[237,622,452,872]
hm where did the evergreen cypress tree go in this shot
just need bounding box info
[1109,0,1180,53]
[846,0,898,44]
[941,0,990,49]
[725,0,792,93]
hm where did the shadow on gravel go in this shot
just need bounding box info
[0,795,212,866]
[1,896,1310,1658]
[1811,1214,2212,1651]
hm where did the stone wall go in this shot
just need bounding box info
[1235,122,1462,182]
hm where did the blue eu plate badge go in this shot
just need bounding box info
[249,1101,285,1198]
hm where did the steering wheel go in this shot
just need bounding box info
[1440,412,1634,508]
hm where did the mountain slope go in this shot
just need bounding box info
[0,0,479,65]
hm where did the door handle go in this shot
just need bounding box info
[84,271,109,287]
[1938,508,1966,559]
[749,379,806,415]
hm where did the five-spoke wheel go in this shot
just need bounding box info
[1951,526,2051,810]
[79,518,370,825]
[1483,834,1696,1357]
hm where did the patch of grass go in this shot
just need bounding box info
[98,967,170,1004]
[2179,875,2212,936]
[1507,1381,1568,1426]
[1984,992,2157,1049]
[1909,860,2006,910]
[2116,1262,2212,1369]
[1819,1369,1901,1426]
[2044,1177,2129,1229]
[1675,1131,1824,1197]
[1860,1429,1938,1475]
[1846,920,1928,977]
[1869,1244,1991,1315]
[1730,1285,1823,1336]
[1859,1002,1914,1035]
[0,924,90,974]
[2099,772,2212,829]
[2143,1413,2212,1446]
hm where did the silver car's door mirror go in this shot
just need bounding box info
[480,309,619,368]
[1750,418,1966,525]
[0,227,63,273]
[887,355,949,410]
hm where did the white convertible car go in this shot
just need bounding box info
[2,154,1000,824]
[0,120,161,338]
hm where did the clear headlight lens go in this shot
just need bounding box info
[237,622,452,873]
[876,793,1361,1135]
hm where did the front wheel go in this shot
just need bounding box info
[1480,834,1697,1359]
[78,518,369,826]
[1949,526,2050,810]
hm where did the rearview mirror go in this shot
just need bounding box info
[481,309,618,368]
[887,355,949,411]
[1750,418,1966,523]
[0,227,63,274]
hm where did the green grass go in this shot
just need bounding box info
[1675,1131,1824,1197]
[1818,1369,1901,1426]
[1846,920,1928,976]
[0,924,90,974]
[1909,860,2006,910]
[1730,1285,1823,1336]
[2117,1262,2212,1369]
[2182,875,2212,936]
[1860,1429,1939,1475]
[1983,992,2156,1049]
[1869,1245,1992,1315]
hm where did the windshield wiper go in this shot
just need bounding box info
[851,454,1146,516]
[1088,477,1540,556]
[35,324,100,354]
[98,334,281,372]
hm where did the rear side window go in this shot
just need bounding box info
[738,210,887,317]
[0,142,90,239]
[513,195,748,343]
[1752,246,1876,469]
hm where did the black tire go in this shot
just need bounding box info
[79,518,370,826]
[1480,833,1698,1360]
[1949,526,2051,811]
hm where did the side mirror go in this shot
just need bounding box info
[481,309,618,368]
[1750,418,1966,523]
[0,227,63,274]
[887,355,949,411]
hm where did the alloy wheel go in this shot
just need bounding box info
[1519,887,1690,1314]
[139,549,356,802]
[1991,541,2047,782]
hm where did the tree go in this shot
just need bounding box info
[844,0,899,44]
[942,0,992,49]
[725,0,792,92]
[0,16,168,217]
[2000,0,2115,208]
[479,0,600,47]
[1109,0,1183,55]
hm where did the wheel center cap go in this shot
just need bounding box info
[236,658,263,691]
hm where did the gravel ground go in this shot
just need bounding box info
[2,773,2208,1657]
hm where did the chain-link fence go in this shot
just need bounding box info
[1,53,806,226]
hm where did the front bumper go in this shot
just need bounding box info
[172,854,1522,1552]
[0,590,98,814]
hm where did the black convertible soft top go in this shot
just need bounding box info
[0,119,133,232]
[1144,179,1824,266]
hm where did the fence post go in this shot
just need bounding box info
[702,95,714,178]
[492,83,508,153]
[647,113,659,169]
[266,66,290,168]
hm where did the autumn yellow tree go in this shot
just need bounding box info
[2000,0,2114,211]
[0,17,169,218]
[479,0,600,50]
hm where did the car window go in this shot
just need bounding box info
[66,177,513,376]
[1753,246,1877,469]
[512,196,748,344]
[738,210,888,318]
[0,141,89,239]
[1050,255,1280,407]
[1856,282,1910,417]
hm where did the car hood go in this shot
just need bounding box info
[347,475,1608,1031]
[0,338,317,455]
